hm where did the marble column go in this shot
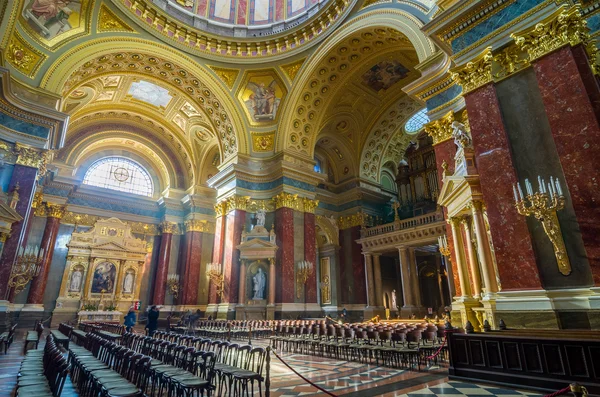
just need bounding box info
[350,226,367,304]
[398,247,414,308]
[152,222,175,305]
[26,204,65,305]
[0,165,38,300]
[373,254,383,307]
[449,218,472,298]
[304,212,318,303]
[364,253,375,307]
[275,207,294,303]
[471,201,499,295]
[532,45,600,285]
[408,248,422,307]
[210,211,227,304]
[268,258,276,305]
[435,254,446,307]
[465,84,542,290]
[222,210,245,304]
[181,221,203,306]
[462,218,482,298]
[238,260,247,304]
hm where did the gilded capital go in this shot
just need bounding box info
[214,201,228,217]
[468,200,484,214]
[451,47,493,95]
[337,212,370,230]
[46,204,67,219]
[184,219,214,233]
[302,197,319,214]
[273,192,299,210]
[161,221,177,234]
[424,111,454,145]
[15,143,47,169]
[225,195,251,213]
[0,233,9,243]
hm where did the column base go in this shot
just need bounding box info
[451,297,482,330]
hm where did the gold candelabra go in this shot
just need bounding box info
[438,235,451,257]
[513,176,571,276]
[167,274,180,299]
[206,263,224,299]
[296,261,313,299]
[8,245,43,295]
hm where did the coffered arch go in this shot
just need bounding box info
[38,37,248,163]
[276,8,435,158]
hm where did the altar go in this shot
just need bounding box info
[77,310,123,323]
[235,210,278,320]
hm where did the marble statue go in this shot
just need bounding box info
[70,269,82,292]
[123,272,134,293]
[252,268,266,299]
[256,209,266,227]
[451,121,472,149]
[391,289,397,309]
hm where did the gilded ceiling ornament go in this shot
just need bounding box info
[280,59,305,82]
[511,5,598,74]
[4,31,46,78]
[207,66,239,89]
[46,204,67,219]
[450,47,493,95]
[14,143,47,169]
[160,221,178,234]
[424,111,455,145]
[98,4,135,33]
[252,133,275,152]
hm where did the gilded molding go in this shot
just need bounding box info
[46,204,67,219]
[252,133,275,152]
[60,212,160,235]
[512,6,598,74]
[160,221,178,234]
[207,66,239,89]
[424,111,454,145]
[450,47,493,95]
[98,4,135,33]
[4,30,47,78]
[184,219,215,233]
[15,143,47,169]
[337,212,370,230]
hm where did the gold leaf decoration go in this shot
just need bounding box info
[280,59,305,82]
[98,4,135,33]
[208,66,240,89]
[423,111,454,145]
[252,133,275,152]
[450,47,493,95]
[4,31,46,78]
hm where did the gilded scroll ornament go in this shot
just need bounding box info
[4,31,46,77]
[450,47,493,95]
[492,45,530,81]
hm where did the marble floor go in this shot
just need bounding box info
[0,330,543,397]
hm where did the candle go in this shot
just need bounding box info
[525,179,533,196]
[556,179,563,196]
[538,176,543,193]
[517,183,524,200]
[541,178,546,194]
[513,185,519,203]
[549,177,556,197]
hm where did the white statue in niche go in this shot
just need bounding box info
[123,272,134,293]
[252,268,266,300]
[391,289,397,309]
[70,269,83,292]
[256,209,266,227]
[452,121,472,150]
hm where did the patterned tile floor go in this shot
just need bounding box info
[0,330,543,397]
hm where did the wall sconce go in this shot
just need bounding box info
[206,262,225,299]
[9,245,43,295]
[167,273,180,299]
[296,260,313,299]
[438,235,451,257]
[513,176,571,276]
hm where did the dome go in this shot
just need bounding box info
[160,0,332,37]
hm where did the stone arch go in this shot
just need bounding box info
[39,37,248,162]
[276,8,435,157]
[316,215,340,246]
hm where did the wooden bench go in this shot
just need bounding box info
[70,329,87,346]
[0,323,17,354]
[49,323,73,349]
[24,322,44,353]
[97,330,122,343]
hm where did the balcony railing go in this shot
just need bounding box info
[361,210,445,238]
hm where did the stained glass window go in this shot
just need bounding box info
[405,109,429,133]
[83,157,153,197]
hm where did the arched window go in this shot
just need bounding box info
[405,109,429,134]
[83,157,153,197]
[314,157,322,173]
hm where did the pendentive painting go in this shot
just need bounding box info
[362,60,410,92]
[21,0,89,43]
[91,262,117,294]
[239,72,286,124]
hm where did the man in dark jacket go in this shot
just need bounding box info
[146,305,159,337]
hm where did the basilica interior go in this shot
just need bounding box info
[0,0,599,396]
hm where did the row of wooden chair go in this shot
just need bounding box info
[0,323,17,354]
[17,334,70,397]
[25,321,44,353]
[51,323,73,350]
[124,331,270,397]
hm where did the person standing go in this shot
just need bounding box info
[146,305,160,337]
[124,307,136,333]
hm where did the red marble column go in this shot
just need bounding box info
[0,165,38,301]
[152,225,174,305]
[338,229,348,304]
[465,84,542,291]
[222,210,245,303]
[350,226,367,304]
[275,207,294,303]
[209,214,226,304]
[181,227,203,306]
[532,45,600,285]
[26,206,64,305]
[304,212,317,303]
